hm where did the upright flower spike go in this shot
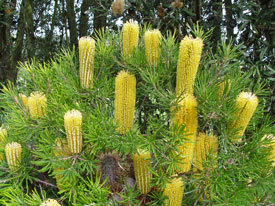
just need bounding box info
[40,199,61,206]
[163,177,184,206]
[176,36,203,95]
[112,0,124,16]
[262,134,275,167]
[5,142,22,171]
[28,91,47,119]
[144,29,162,66]
[64,110,82,154]
[228,92,258,142]
[0,127,7,161]
[19,94,28,109]
[122,20,139,57]
[193,132,218,173]
[133,150,152,194]
[114,70,136,134]
[172,94,198,173]
[79,36,96,89]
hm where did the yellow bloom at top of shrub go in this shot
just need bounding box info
[40,199,61,206]
[79,36,96,89]
[228,91,258,142]
[144,29,162,66]
[176,36,203,95]
[28,91,47,119]
[163,176,184,206]
[0,127,7,161]
[5,142,22,171]
[262,134,275,167]
[122,19,139,57]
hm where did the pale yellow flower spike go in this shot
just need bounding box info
[112,0,124,16]
[5,142,22,171]
[19,94,28,109]
[122,20,139,57]
[176,36,203,95]
[144,29,162,66]
[172,94,198,173]
[114,70,136,134]
[262,134,275,167]
[163,177,184,206]
[0,127,7,161]
[193,132,218,173]
[228,92,258,142]
[64,110,83,154]
[133,150,152,194]
[40,199,61,206]
[79,36,96,89]
[28,91,47,119]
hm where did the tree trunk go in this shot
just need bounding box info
[225,0,234,41]
[66,0,78,49]
[194,0,201,22]
[211,0,222,52]
[79,0,92,37]
[91,1,110,32]
[48,0,58,43]
[25,0,35,59]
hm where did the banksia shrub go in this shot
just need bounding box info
[0,127,7,161]
[133,150,152,194]
[176,36,203,95]
[79,36,96,89]
[112,0,124,16]
[19,93,28,109]
[193,132,218,173]
[64,110,83,154]
[144,29,162,66]
[28,91,47,118]
[228,92,258,141]
[163,177,184,206]
[40,199,61,206]
[114,70,136,134]
[172,94,198,173]
[122,20,139,57]
[5,142,22,171]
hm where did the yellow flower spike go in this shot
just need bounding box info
[172,94,198,173]
[262,134,275,167]
[176,36,203,95]
[19,94,28,109]
[64,110,83,154]
[0,127,7,161]
[79,36,96,89]
[228,92,258,142]
[114,70,136,134]
[133,150,152,194]
[217,79,231,101]
[193,132,218,173]
[112,0,124,16]
[40,199,61,206]
[163,177,184,206]
[144,29,162,66]
[28,91,47,119]
[122,19,139,57]
[5,142,22,171]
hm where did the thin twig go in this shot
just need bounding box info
[208,62,225,87]
[36,179,58,188]
[96,56,105,80]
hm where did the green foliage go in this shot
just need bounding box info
[0,25,274,205]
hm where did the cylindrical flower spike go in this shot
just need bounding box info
[133,150,152,194]
[144,29,162,66]
[28,91,47,119]
[64,110,82,154]
[40,199,61,206]
[228,92,258,142]
[262,134,275,167]
[172,94,198,173]
[5,142,22,171]
[171,0,184,9]
[176,36,203,95]
[112,0,124,16]
[122,19,139,57]
[163,177,184,206]
[19,94,28,109]
[193,132,218,173]
[79,36,96,89]
[114,70,136,134]
[0,127,7,161]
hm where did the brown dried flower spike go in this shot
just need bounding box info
[172,0,183,9]
[112,0,124,16]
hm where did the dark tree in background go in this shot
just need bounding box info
[0,0,274,114]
